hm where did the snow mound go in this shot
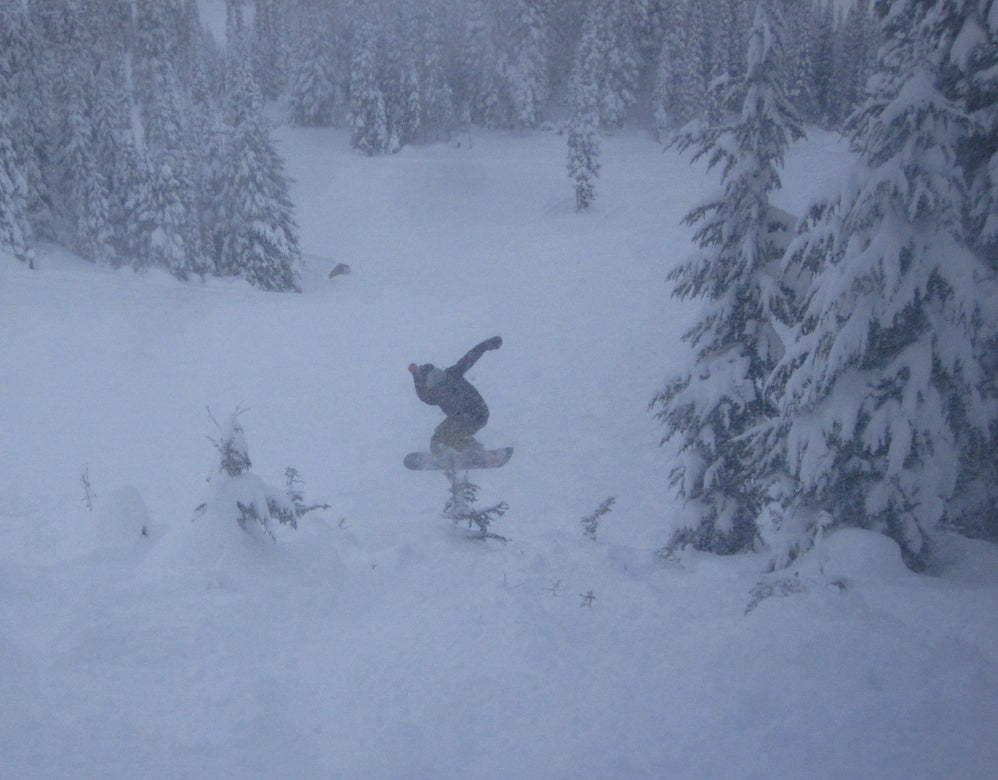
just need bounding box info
[820,527,912,582]
[98,484,152,542]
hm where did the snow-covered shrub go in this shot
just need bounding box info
[196,409,328,541]
[581,496,615,541]
[81,466,96,512]
[442,468,508,542]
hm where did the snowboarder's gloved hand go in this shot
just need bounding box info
[482,336,502,351]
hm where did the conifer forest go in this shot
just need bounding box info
[2,2,998,775]
[6,0,993,568]
[2,0,878,288]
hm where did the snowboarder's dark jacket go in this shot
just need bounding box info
[411,337,501,425]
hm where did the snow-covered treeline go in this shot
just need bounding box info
[3,0,993,572]
[0,0,300,289]
[654,0,998,570]
[0,0,877,285]
[284,0,876,145]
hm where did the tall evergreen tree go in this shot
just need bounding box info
[926,0,998,543]
[349,13,394,154]
[781,0,817,121]
[415,2,456,141]
[50,20,114,264]
[110,134,151,265]
[187,37,224,268]
[572,0,643,129]
[652,0,687,137]
[137,148,199,276]
[759,0,998,568]
[129,0,209,276]
[827,0,876,127]
[384,6,423,148]
[713,0,750,82]
[653,3,804,557]
[567,104,600,211]
[545,0,587,106]
[288,9,337,126]
[142,64,206,277]
[955,0,998,266]
[217,45,301,291]
[807,1,837,125]
[675,0,711,126]
[0,100,31,264]
[0,0,48,243]
[459,0,504,128]
[253,0,289,101]
[134,0,191,137]
[499,0,550,130]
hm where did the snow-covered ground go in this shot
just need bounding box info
[1,127,996,778]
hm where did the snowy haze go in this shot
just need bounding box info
[1,126,997,778]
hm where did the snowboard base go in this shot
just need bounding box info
[404,446,513,471]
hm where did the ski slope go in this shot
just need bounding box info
[1,127,996,778]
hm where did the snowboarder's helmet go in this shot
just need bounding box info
[424,365,447,388]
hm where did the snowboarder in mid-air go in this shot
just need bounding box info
[406,338,511,535]
[409,336,502,454]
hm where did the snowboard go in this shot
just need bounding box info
[404,446,513,471]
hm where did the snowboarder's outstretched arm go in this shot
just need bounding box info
[450,336,502,376]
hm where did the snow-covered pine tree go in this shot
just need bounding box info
[197,409,327,541]
[780,1,817,123]
[252,0,289,102]
[0,99,31,264]
[137,65,207,279]
[807,1,838,125]
[761,0,998,569]
[828,0,877,128]
[54,49,114,265]
[652,3,804,557]
[459,0,504,129]
[565,0,606,210]
[126,0,210,278]
[384,12,422,149]
[955,1,998,267]
[186,42,224,272]
[134,0,190,140]
[288,9,337,127]
[442,468,509,542]
[415,3,456,142]
[674,0,711,127]
[349,13,394,155]
[91,54,132,197]
[110,134,151,265]
[651,0,687,138]
[571,0,642,130]
[712,0,750,83]
[581,496,615,540]
[0,1,47,251]
[544,0,586,106]
[216,40,301,291]
[567,103,600,212]
[935,2,998,543]
[137,148,200,277]
[498,0,550,131]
